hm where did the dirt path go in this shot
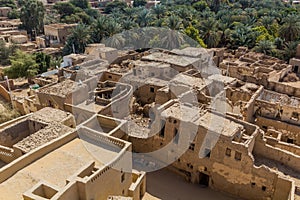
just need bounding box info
[143,168,237,200]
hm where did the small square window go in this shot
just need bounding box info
[262,186,266,191]
[235,151,242,161]
[251,182,256,187]
[108,75,112,79]
[225,148,231,157]
[189,143,195,151]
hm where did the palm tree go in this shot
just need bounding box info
[283,41,298,61]
[161,29,186,50]
[260,16,275,30]
[218,20,231,47]
[199,18,221,48]
[254,40,275,55]
[166,15,183,30]
[152,4,166,19]
[105,19,122,37]
[136,9,154,27]
[63,24,91,55]
[91,16,108,43]
[279,14,300,41]
[122,19,137,30]
[104,34,126,49]
[229,24,258,49]
[153,18,165,27]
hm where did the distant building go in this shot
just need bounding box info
[44,23,77,47]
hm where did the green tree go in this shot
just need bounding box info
[35,52,51,73]
[192,1,208,12]
[70,0,90,9]
[7,9,20,19]
[0,41,18,66]
[20,0,45,38]
[199,18,221,48]
[230,24,258,49]
[279,14,300,41]
[152,4,166,19]
[63,24,92,55]
[0,0,16,8]
[133,0,147,7]
[283,41,298,61]
[53,2,76,18]
[91,16,122,43]
[104,1,128,14]
[252,26,274,43]
[254,40,275,55]
[136,9,154,27]
[4,50,39,78]
[166,15,183,30]
[185,25,207,47]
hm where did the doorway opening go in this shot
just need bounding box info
[198,172,209,187]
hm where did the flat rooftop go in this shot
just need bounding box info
[171,47,211,58]
[170,73,211,90]
[64,53,87,61]
[44,23,77,29]
[161,102,242,137]
[197,112,243,137]
[207,74,236,85]
[0,136,123,199]
[13,123,74,153]
[28,107,72,124]
[132,60,171,69]
[38,79,86,98]
[161,102,203,123]
[142,52,200,67]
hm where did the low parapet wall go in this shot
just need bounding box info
[0,84,10,102]
[0,130,77,183]
[0,145,15,164]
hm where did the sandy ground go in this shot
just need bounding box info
[143,168,238,200]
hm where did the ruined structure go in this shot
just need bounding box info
[0,107,146,200]
[1,45,300,200]
[44,23,77,47]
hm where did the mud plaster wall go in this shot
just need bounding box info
[100,72,122,82]
[244,86,264,123]
[128,117,280,200]
[37,93,65,110]
[268,81,300,98]
[254,136,300,172]
[256,116,300,145]
[0,120,29,147]
[0,131,77,183]
[0,84,10,102]
[64,104,95,125]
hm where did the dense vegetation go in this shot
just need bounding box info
[2,0,300,77]
[55,0,300,60]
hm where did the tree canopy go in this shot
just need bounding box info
[46,0,300,60]
[19,0,45,38]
